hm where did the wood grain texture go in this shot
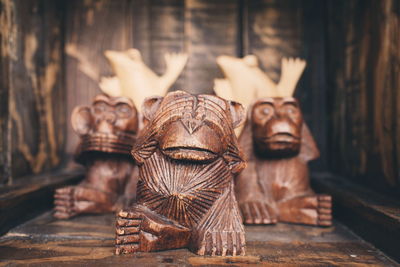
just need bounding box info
[1,0,66,180]
[326,0,400,190]
[0,0,14,184]
[184,0,240,94]
[0,212,397,266]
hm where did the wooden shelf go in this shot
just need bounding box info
[0,169,83,236]
[312,172,400,263]
[0,212,397,266]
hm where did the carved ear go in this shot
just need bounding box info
[299,123,320,162]
[141,96,163,121]
[228,101,245,129]
[71,106,93,136]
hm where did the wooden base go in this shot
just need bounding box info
[0,212,397,266]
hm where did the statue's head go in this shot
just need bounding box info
[132,91,246,174]
[71,94,138,160]
[249,97,317,160]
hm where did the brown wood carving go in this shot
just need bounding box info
[235,97,332,226]
[115,90,246,256]
[54,94,139,219]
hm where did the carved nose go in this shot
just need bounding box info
[97,120,114,134]
[103,112,116,124]
[270,119,294,134]
[181,118,202,134]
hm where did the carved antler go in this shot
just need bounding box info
[276,57,306,97]
[99,49,188,112]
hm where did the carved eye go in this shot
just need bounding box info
[116,103,132,118]
[93,101,108,114]
[282,103,299,117]
[253,103,274,122]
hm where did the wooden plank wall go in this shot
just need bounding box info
[326,0,400,191]
[7,0,398,193]
[0,0,66,183]
[63,0,328,169]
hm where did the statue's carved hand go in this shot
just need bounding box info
[195,230,246,256]
[115,205,190,254]
[278,194,332,226]
[54,186,117,219]
[239,201,277,225]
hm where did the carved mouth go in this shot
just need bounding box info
[162,146,218,162]
[263,133,300,144]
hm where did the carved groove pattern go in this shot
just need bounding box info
[137,151,231,228]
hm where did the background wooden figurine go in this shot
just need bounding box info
[54,94,139,219]
[115,91,247,256]
[214,56,332,226]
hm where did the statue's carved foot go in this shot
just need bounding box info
[278,194,332,226]
[54,186,117,219]
[239,201,277,224]
[115,205,190,254]
[194,230,246,256]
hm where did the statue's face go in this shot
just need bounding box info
[251,97,303,157]
[90,95,138,136]
[71,94,138,156]
[132,91,245,173]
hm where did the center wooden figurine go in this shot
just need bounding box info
[115,91,247,256]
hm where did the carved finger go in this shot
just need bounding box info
[257,202,274,224]
[116,226,139,235]
[237,231,246,256]
[54,205,73,213]
[54,192,73,201]
[115,233,140,245]
[54,210,76,219]
[54,199,74,208]
[116,218,141,227]
[240,203,253,224]
[318,194,332,202]
[118,209,142,219]
[211,232,218,256]
[318,219,333,227]
[249,202,262,224]
[220,232,228,256]
[204,232,213,256]
[318,207,332,215]
[115,244,139,255]
[55,187,74,195]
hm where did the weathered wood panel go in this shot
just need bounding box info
[0,0,66,180]
[243,0,328,169]
[0,0,14,185]
[0,212,397,266]
[184,0,240,94]
[326,0,400,190]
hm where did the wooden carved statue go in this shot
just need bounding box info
[99,48,188,113]
[115,91,247,256]
[214,55,332,226]
[54,94,139,219]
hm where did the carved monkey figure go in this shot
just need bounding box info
[54,94,139,219]
[235,97,332,226]
[115,91,247,256]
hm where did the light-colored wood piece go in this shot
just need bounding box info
[99,49,188,111]
[214,55,306,103]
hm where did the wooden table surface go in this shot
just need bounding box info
[0,212,397,266]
